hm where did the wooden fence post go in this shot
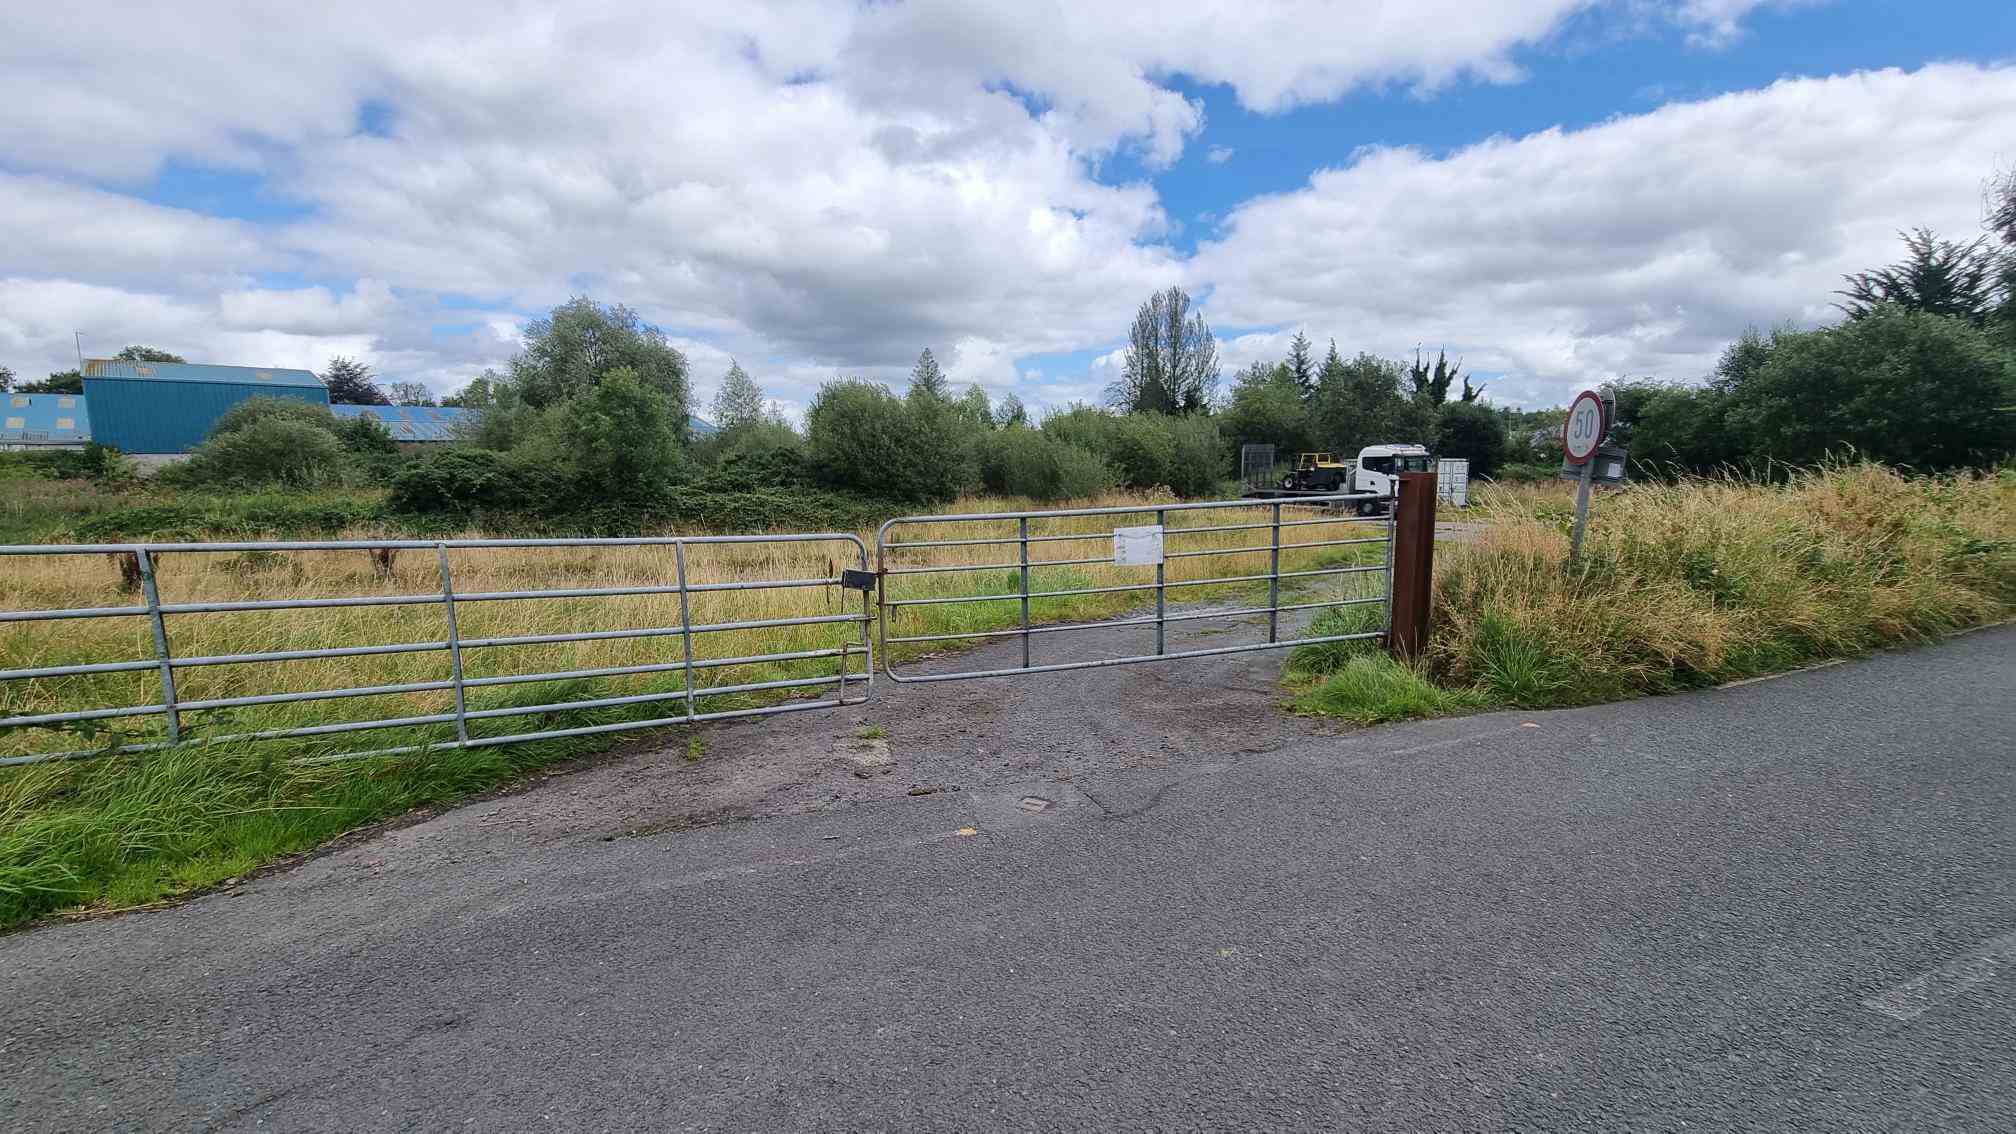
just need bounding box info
[1387,470,1438,663]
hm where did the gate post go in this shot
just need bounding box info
[1387,471,1438,663]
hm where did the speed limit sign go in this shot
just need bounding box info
[1562,389,1606,464]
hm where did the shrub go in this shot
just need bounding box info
[1038,404,1119,456]
[333,415,400,457]
[806,380,975,504]
[175,418,350,488]
[977,429,1115,501]
[209,396,339,438]
[24,443,132,482]
[1433,402,1506,479]
[1040,407,1225,497]
[388,448,535,513]
[695,442,813,493]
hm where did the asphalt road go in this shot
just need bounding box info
[3,626,2012,1131]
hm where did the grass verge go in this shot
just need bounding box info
[1289,462,2014,724]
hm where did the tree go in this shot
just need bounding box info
[1459,373,1487,403]
[956,383,993,430]
[1310,344,1428,455]
[1110,287,1219,415]
[18,371,82,394]
[0,365,13,392]
[508,297,690,436]
[1221,360,1312,457]
[1406,348,1463,406]
[442,371,500,408]
[994,392,1029,428]
[711,361,767,433]
[322,356,389,405]
[557,367,684,501]
[114,345,185,363]
[1986,166,2016,344]
[387,381,435,407]
[1432,402,1506,479]
[1721,307,2015,471]
[806,380,974,503]
[1837,228,2003,327]
[1283,331,1317,398]
[1608,381,1744,474]
[1991,164,2016,247]
[908,348,950,403]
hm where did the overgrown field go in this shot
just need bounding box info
[1287,464,2015,721]
[0,491,1383,928]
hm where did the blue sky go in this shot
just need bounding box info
[3,1,2013,414]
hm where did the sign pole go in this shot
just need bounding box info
[1568,453,1594,563]
[1560,386,1607,565]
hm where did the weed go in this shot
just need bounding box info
[855,725,889,740]
[1290,656,1488,725]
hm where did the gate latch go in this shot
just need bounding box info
[839,569,878,592]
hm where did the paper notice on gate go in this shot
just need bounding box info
[1113,524,1164,566]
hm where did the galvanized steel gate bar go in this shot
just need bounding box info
[0,534,873,767]
[876,493,1394,683]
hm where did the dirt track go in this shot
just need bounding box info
[290,600,1345,883]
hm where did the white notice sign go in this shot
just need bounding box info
[1113,524,1164,566]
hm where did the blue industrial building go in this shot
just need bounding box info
[1,392,92,449]
[80,359,328,455]
[16,358,717,457]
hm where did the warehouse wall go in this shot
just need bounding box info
[82,379,330,454]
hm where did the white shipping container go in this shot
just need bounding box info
[1436,458,1469,507]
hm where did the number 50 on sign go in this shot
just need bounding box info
[1562,390,1606,464]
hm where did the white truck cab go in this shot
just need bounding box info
[1350,444,1435,501]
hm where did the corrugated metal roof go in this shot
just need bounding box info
[81,359,324,388]
[2,393,92,446]
[330,403,478,442]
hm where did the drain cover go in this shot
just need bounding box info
[1016,796,1053,814]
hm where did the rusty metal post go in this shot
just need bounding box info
[1386,470,1438,663]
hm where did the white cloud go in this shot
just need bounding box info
[1668,1,1813,47]
[1191,63,2016,407]
[0,175,271,281]
[1206,146,1236,164]
[218,280,398,335]
[0,2,1950,409]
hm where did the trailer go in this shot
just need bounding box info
[1241,447,1470,510]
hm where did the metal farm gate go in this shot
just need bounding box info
[1,477,1439,768]
[0,534,873,767]
[876,492,1396,682]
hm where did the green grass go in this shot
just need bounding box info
[1289,656,1489,724]
[0,654,854,929]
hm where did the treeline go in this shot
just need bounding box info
[1606,221,2016,474]
[23,169,2014,529]
[1217,334,1508,477]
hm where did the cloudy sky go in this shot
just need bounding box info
[2,2,2012,417]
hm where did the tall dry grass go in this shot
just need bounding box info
[1429,464,2016,705]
